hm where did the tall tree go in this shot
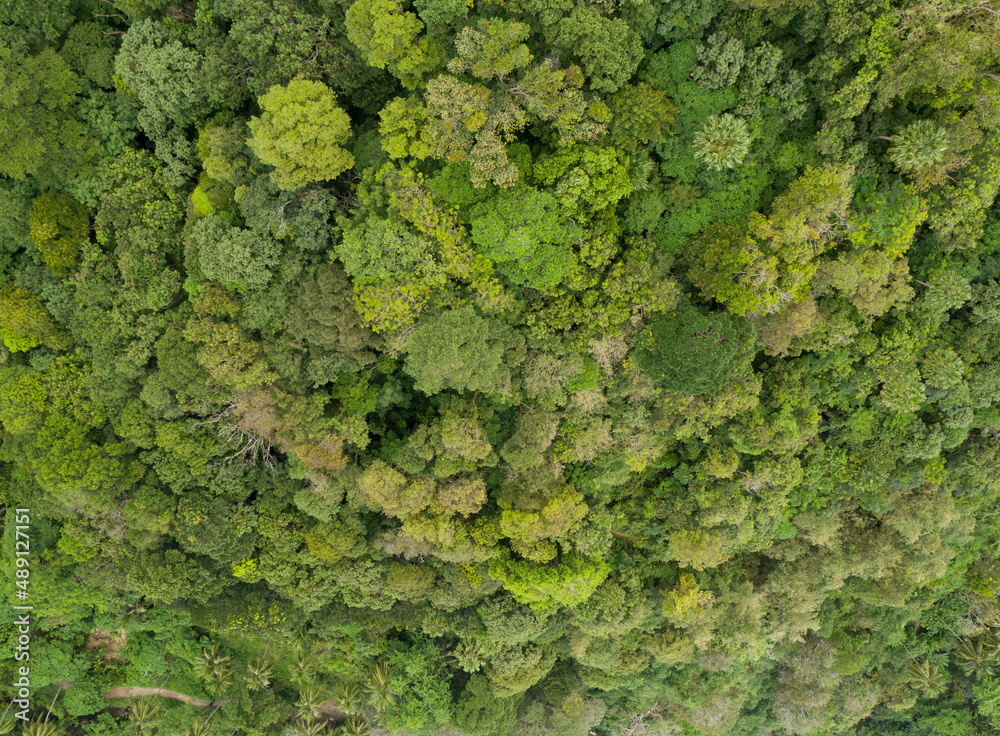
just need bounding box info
[248,79,355,190]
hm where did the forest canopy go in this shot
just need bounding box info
[2,1,1000,736]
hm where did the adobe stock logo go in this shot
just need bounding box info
[9,507,32,721]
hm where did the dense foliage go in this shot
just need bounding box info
[1,1,1000,736]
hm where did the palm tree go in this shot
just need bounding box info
[186,719,212,736]
[122,597,151,630]
[0,716,15,736]
[982,631,1000,662]
[195,643,233,697]
[21,721,58,736]
[888,120,949,173]
[290,652,318,687]
[292,720,328,736]
[129,698,163,735]
[908,657,947,697]
[449,639,485,673]
[286,624,310,652]
[204,666,233,698]
[195,643,231,680]
[365,662,395,715]
[296,684,325,721]
[336,682,364,712]
[954,638,997,680]
[692,114,751,171]
[339,716,369,736]
[246,655,274,691]
[106,593,150,632]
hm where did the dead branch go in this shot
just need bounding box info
[193,402,277,472]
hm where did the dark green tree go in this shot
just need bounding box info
[635,306,756,395]
[0,41,89,183]
[469,186,579,292]
[453,674,521,736]
[403,306,526,397]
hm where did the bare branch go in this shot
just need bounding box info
[192,402,277,472]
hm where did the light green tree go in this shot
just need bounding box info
[689,165,854,316]
[29,192,88,276]
[448,19,532,80]
[0,283,70,352]
[489,549,611,614]
[248,79,355,190]
[345,0,444,88]
[379,96,435,160]
[554,7,643,93]
[532,144,632,216]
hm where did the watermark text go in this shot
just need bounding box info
[10,508,31,721]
